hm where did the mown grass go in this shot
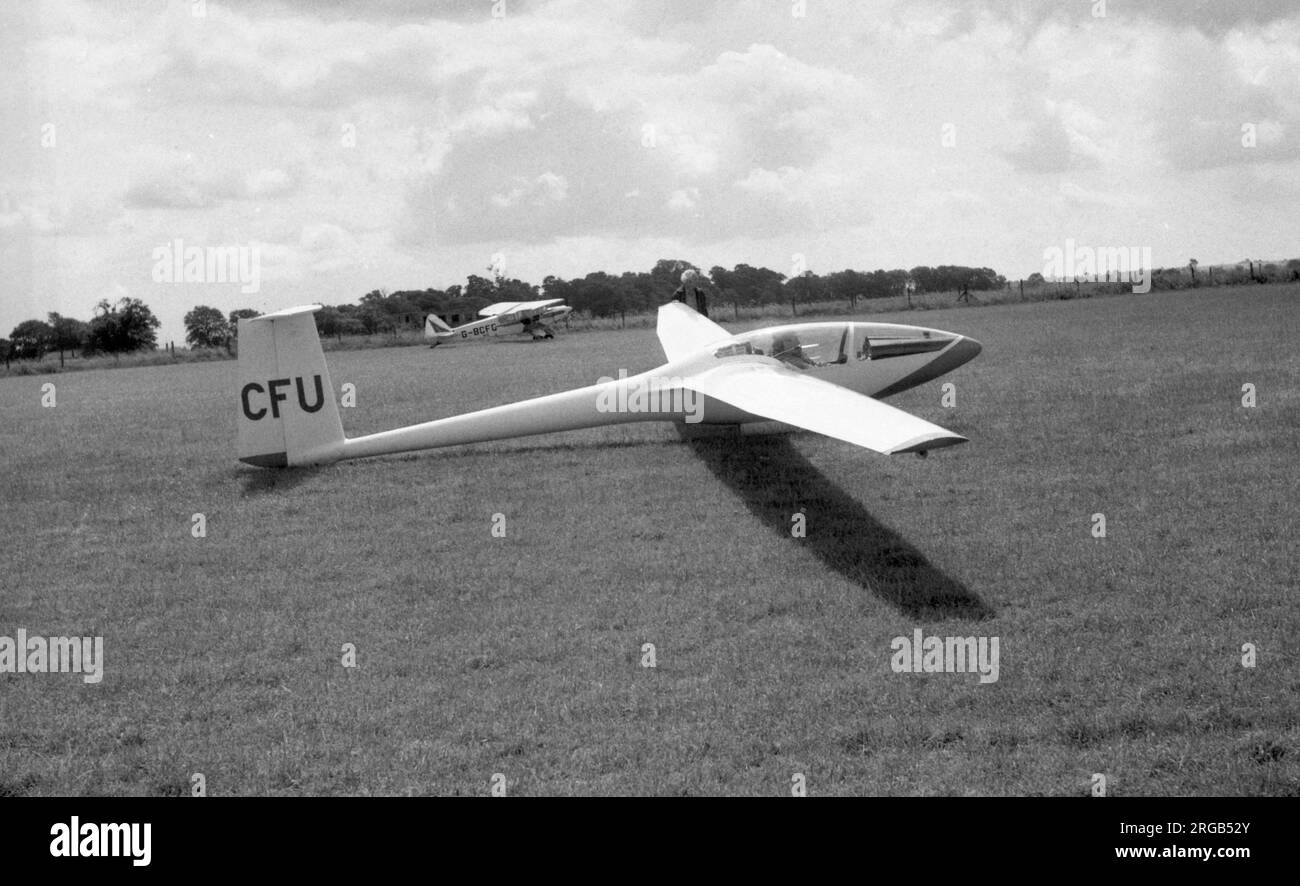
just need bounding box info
[0,283,1296,795]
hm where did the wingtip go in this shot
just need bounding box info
[889,433,968,455]
[246,304,323,322]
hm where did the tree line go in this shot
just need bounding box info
[4,298,165,361]
[316,260,1007,335]
[3,260,1007,361]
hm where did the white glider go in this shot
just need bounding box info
[424,298,572,345]
[237,303,980,467]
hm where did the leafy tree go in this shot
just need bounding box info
[706,263,785,308]
[463,274,496,304]
[9,319,53,360]
[357,305,385,334]
[493,277,540,303]
[184,305,231,348]
[409,289,446,312]
[825,269,871,308]
[784,271,828,315]
[566,272,622,317]
[228,308,261,339]
[314,307,343,337]
[85,297,160,354]
[46,313,88,354]
[739,264,786,306]
[708,264,734,293]
[380,291,423,318]
[909,265,1005,293]
[871,269,909,299]
[541,276,574,314]
[618,271,657,312]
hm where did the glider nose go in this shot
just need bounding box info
[950,335,982,368]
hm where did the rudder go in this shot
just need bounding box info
[425,313,452,338]
[237,305,346,467]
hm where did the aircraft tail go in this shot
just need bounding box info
[236,305,346,467]
[424,313,453,338]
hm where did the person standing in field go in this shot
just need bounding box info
[673,269,710,318]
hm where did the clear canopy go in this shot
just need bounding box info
[714,323,950,370]
[717,324,865,369]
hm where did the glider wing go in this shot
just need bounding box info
[680,361,967,454]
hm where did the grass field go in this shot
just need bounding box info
[1,284,1297,796]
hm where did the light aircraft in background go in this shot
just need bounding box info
[237,303,980,467]
[424,298,572,346]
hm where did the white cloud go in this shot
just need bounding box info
[666,187,700,212]
[734,166,805,199]
[490,172,568,208]
[0,192,69,234]
[245,168,296,199]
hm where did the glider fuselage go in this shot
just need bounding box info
[236,304,981,467]
[339,320,980,460]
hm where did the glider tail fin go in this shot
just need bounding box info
[236,305,345,467]
[425,313,453,338]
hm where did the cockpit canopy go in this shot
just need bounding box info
[714,322,953,371]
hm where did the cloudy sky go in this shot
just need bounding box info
[3,0,1298,342]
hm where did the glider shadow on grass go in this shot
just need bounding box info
[683,429,993,621]
[238,465,322,496]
